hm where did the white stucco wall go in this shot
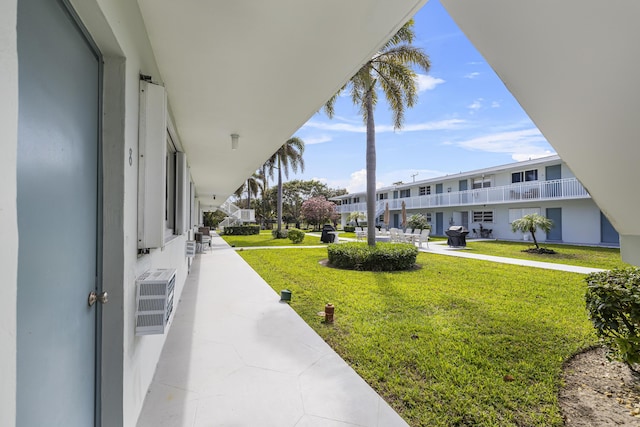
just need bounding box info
[0,2,18,425]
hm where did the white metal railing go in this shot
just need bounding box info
[336,177,589,214]
[218,200,255,224]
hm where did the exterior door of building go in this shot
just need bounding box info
[601,212,620,244]
[459,179,468,203]
[17,0,102,425]
[460,211,469,230]
[546,208,562,241]
[546,164,562,197]
[436,212,444,236]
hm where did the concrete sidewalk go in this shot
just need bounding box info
[423,240,605,274]
[137,234,408,427]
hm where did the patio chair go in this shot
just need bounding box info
[405,228,413,235]
[417,228,430,248]
[389,228,399,242]
[471,228,478,238]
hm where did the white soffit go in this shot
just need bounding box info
[441,1,640,235]
[136,0,427,208]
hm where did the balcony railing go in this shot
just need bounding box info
[336,178,589,214]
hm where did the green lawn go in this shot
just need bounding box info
[221,230,322,247]
[465,240,629,270]
[238,248,596,426]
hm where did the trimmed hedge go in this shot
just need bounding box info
[327,242,418,271]
[343,226,356,232]
[224,225,260,235]
[585,267,640,370]
[287,229,305,244]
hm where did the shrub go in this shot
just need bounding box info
[287,229,305,244]
[343,225,356,232]
[224,225,260,235]
[327,242,418,271]
[272,229,289,239]
[585,268,640,371]
[407,214,431,231]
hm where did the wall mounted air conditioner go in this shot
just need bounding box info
[135,268,176,335]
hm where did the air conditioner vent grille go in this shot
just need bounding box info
[135,268,177,335]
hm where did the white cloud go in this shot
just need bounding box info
[468,98,483,113]
[416,74,445,92]
[464,72,480,79]
[302,118,464,134]
[454,128,556,161]
[303,135,332,145]
[491,101,501,108]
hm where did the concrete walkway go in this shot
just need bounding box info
[423,240,605,274]
[137,234,408,427]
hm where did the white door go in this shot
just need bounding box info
[17,0,102,425]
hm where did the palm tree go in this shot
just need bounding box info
[323,20,430,246]
[267,137,305,233]
[245,171,263,209]
[510,213,553,249]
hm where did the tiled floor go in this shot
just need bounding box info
[137,235,408,427]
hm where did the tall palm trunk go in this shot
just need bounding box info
[277,157,283,232]
[247,180,251,209]
[365,89,376,246]
[261,164,268,229]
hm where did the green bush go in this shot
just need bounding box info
[224,225,260,235]
[343,225,356,232]
[585,267,640,370]
[327,242,418,271]
[272,229,289,239]
[407,213,431,231]
[287,229,305,244]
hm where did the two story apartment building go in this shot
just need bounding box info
[334,155,619,246]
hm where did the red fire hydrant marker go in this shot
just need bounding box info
[324,303,334,323]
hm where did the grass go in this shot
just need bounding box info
[465,240,629,270]
[238,248,596,426]
[221,230,322,247]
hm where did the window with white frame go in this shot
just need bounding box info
[425,212,432,222]
[473,210,494,223]
[419,186,431,196]
[508,207,541,223]
[400,189,411,198]
[512,169,538,183]
[353,197,360,203]
[472,176,492,189]
[378,193,388,200]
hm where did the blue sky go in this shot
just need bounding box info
[291,0,555,194]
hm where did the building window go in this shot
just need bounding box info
[378,193,388,200]
[425,213,432,222]
[419,186,431,196]
[472,177,491,189]
[473,210,494,223]
[512,169,539,183]
[400,189,411,198]
[353,197,360,203]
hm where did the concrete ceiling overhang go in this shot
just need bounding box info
[136,0,427,211]
[440,1,640,238]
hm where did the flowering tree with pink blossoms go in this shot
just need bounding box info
[301,196,338,230]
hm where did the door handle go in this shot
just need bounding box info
[88,291,108,307]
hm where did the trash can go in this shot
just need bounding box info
[320,224,336,243]
[445,226,469,247]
